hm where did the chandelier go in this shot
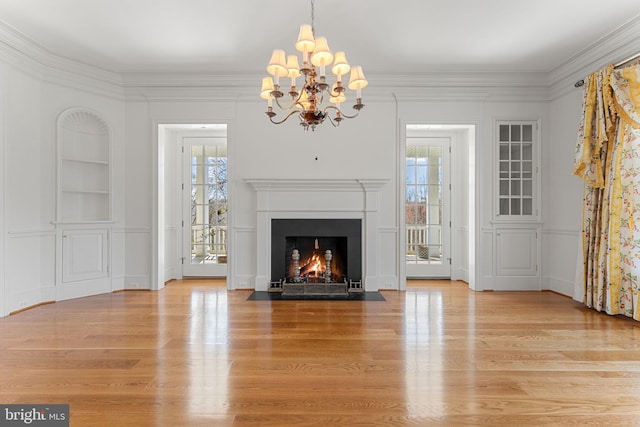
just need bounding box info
[260,0,368,131]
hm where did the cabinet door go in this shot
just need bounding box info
[497,121,538,220]
[62,229,109,283]
[496,229,537,277]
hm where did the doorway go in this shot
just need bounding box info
[156,123,229,286]
[402,124,474,282]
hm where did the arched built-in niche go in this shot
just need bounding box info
[56,108,111,223]
[55,108,113,299]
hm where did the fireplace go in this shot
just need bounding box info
[245,178,389,292]
[271,219,362,283]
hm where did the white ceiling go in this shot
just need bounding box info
[0,0,638,76]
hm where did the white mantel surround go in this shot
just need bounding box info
[246,178,389,292]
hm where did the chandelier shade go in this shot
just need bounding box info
[295,24,316,53]
[260,0,367,131]
[267,49,288,78]
[332,51,350,81]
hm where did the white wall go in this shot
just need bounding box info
[543,89,585,296]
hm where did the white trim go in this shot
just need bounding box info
[153,118,236,290]
[7,229,56,238]
[542,228,580,236]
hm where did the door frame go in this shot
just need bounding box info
[398,123,476,289]
[153,121,234,290]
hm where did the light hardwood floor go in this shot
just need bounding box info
[1,280,639,426]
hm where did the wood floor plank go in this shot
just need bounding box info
[1,279,640,426]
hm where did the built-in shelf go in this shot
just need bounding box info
[56,108,112,223]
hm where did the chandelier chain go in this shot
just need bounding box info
[311,0,315,36]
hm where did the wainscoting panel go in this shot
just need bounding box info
[542,228,580,296]
[62,229,108,283]
[5,230,56,313]
[496,229,537,277]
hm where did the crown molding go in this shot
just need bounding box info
[0,20,124,99]
[122,70,551,102]
[548,14,640,99]
[2,13,638,104]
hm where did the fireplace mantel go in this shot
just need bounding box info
[246,178,389,291]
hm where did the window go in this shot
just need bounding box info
[190,143,227,264]
[405,142,445,266]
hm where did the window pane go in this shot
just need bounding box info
[406,165,416,184]
[500,143,509,160]
[499,162,509,178]
[511,181,520,196]
[511,161,521,179]
[523,125,533,142]
[406,186,416,203]
[522,180,532,196]
[511,125,521,142]
[429,146,442,162]
[511,199,521,215]
[499,198,509,215]
[500,180,509,196]
[523,199,533,215]
[510,144,521,161]
[499,125,509,142]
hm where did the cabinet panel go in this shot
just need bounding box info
[62,229,108,283]
[496,229,537,276]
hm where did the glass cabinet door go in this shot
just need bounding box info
[497,121,536,218]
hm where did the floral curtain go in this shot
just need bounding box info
[573,62,640,320]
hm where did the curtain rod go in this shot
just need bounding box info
[614,51,640,68]
[574,51,640,88]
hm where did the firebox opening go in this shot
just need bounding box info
[271,218,362,283]
[285,236,347,283]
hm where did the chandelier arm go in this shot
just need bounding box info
[323,105,360,120]
[268,109,303,125]
[273,90,305,111]
[337,109,360,119]
[273,96,288,110]
[325,114,339,128]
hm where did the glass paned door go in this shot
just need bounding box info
[498,122,535,217]
[183,138,228,277]
[405,135,451,278]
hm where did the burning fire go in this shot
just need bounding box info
[288,238,344,282]
[301,253,324,277]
